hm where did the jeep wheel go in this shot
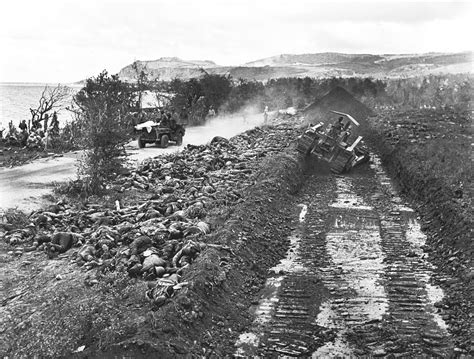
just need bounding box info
[161,134,169,148]
[176,133,183,146]
[138,136,146,148]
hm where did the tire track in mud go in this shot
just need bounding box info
[365,155,453,357]
[234,193,331,357]
[314,176,388,357]
[235,155,454,357]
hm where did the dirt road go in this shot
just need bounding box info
[0,114,263,212]
[0,152,79,211]
[235,155,454,357]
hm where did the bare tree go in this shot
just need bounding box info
[30,84,71,125]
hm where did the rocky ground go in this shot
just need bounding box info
[0,108,472,357]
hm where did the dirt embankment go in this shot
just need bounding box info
[138,151,309,357]
[0,122,309,357]
[364,108,473,353]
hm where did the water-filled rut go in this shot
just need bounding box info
[235,155,454,357]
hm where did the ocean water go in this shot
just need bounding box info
[0,83,81,131]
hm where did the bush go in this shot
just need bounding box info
[73,71,134,194]
[166,73,232,124]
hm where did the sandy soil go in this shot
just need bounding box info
[0,114,264,212]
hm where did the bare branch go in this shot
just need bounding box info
[29,84,72,123]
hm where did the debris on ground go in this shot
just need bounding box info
[0,123,301,307]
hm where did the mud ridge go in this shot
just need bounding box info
[365,123,473,354]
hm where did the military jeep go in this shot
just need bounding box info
[135,120,185,148]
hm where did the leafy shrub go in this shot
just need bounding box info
[72,71,135,194]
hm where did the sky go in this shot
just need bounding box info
[0,0,472,83]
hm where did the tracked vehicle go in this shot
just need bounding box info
[297,111,369,174]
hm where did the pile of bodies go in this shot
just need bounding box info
[0,123,299,305]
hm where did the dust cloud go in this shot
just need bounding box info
[127,109,265,162]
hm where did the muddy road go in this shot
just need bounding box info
[235,155,454,357]
[0,114,263,212]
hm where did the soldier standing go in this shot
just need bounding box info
[50,112,60,136]
[43,113,49,133]
[19,120,28,132]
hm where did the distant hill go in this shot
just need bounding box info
[245,53,383,67]
[119,57,219,81]
[117,52,473,82]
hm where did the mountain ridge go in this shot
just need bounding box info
[118,51,473,82]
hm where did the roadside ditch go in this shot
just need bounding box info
[363,109,472,355]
